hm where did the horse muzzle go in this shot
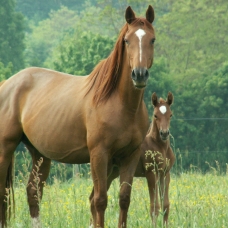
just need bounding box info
[131,67,149,89]
[160,129,170,141]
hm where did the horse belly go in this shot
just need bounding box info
[22,107,89,163]
[27,132,90,164]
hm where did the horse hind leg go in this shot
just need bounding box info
[0,139,21,228]
[23,140,51,228]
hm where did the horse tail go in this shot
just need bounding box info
[2,155,15,227]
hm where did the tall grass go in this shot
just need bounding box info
[7,162,228,228]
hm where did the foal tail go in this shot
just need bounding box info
[2,156,15,228]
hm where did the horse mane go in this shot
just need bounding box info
[159,98,166,103]
[85,18,153,106]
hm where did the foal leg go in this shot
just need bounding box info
[118,148,141,228]
[146,171,159,227]
[159,172,170,227]
[25,143,51,228]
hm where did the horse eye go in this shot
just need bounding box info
[151,38,156,44]
[170,114,173,118]
[124,39,129,44]
[154,115,157,119]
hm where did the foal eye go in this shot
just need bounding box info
[151,38,156,44]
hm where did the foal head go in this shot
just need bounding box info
[152,92,174,141]
[124,5,155,89]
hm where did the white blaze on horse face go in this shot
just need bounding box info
[135,29,146,62]
[159,105,167,114]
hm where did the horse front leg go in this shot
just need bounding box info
[118,148,141,228]
[159,172,170,227]
[90,150,109,228]
[89,165,119,227]
[145,170,159,227]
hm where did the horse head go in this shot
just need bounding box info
[151,92,174,141]
[124,5,155,89]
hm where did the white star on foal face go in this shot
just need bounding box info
[159,105,167,114]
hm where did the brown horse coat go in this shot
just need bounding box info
[0,5,156,228]
[94,92,175,227]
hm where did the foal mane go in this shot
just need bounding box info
[159,98,166,103]
[85,18,152,106]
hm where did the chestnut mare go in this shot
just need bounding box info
[0,5,155,228]
[90,92,175,227]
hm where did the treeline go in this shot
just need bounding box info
[1,0,228,177]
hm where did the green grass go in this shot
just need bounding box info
[7,170,228,228]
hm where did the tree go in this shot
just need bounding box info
[156,0,228,79]
[51,31,115,75]
[24,6,79,67]
[171,62,228,172]
[0,62,13,81]
[15,0,87,22]
[0,0,25,73]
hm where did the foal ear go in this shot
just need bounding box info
[166,92,174,106]
[151,92,158,107]
[146,5,155,23]
[125,6,136,24]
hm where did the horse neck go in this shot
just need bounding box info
[116,52,145,112]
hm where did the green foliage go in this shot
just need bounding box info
[0,62,13,80]
[16,0,86,21]
[0,0,25,72]
[156,0,228,78]
[52,31,115,75]
[171,62,228,172]
[24,6,79,67]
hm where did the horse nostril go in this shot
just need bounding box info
[144,69,149,80]
[131,68,149,81]
[131,70,137,80]
[160,130,169,140]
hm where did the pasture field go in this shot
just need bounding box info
[8,166,228,228]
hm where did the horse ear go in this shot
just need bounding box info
[125,6,136,24]
[146,5,155,23]
[166,92,174,106]
[151,92,158,107]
